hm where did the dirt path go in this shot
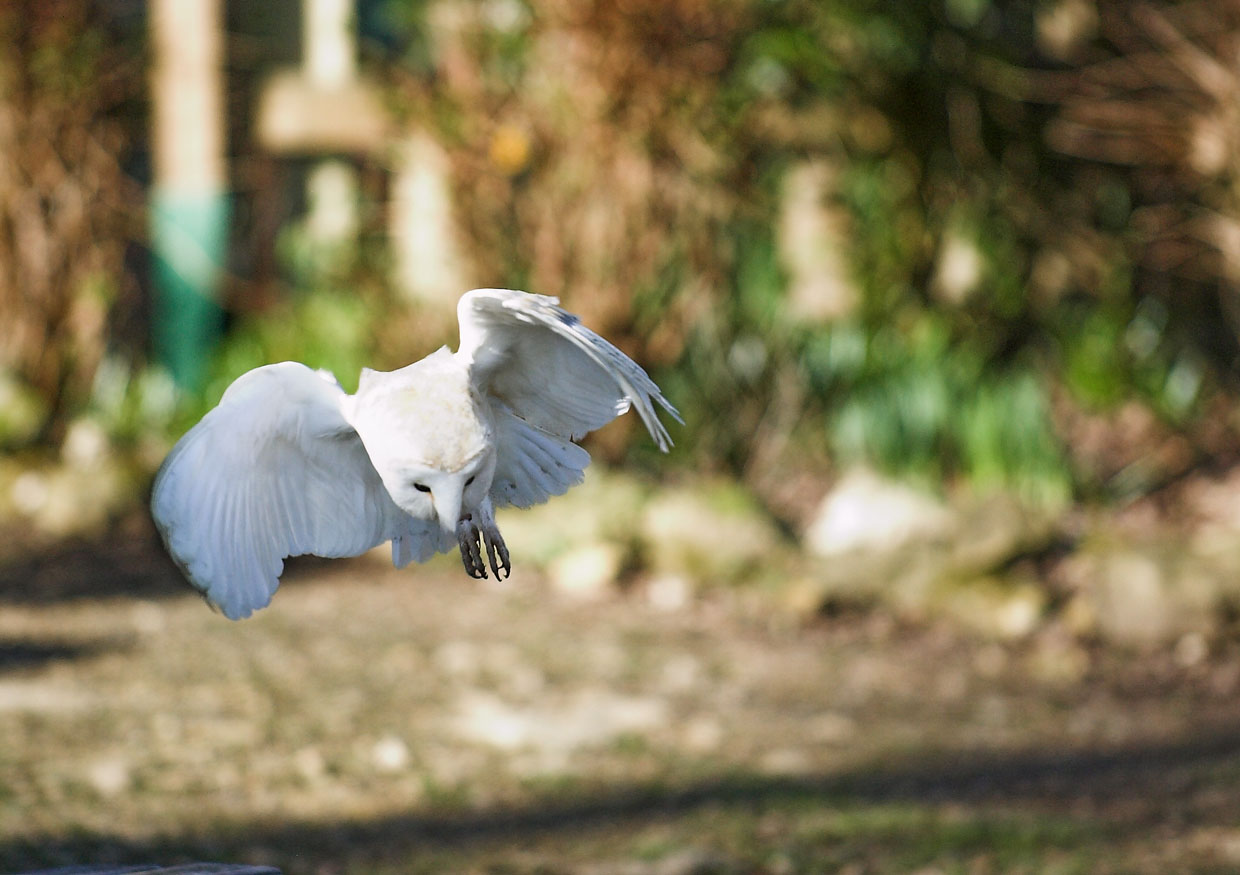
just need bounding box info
[2,518,1240,873]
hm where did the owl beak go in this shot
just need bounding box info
[433,487,464,535]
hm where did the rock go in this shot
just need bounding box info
[1095,549,1174,646]
[682,715,724,752]
[2,419,140,538]
[9,460,132,538]
[792,539,936,616]
[1026,629,1091,685]
[949,493,1055,574]
[547,541,624,600]
[293,746,327,782]
[930,576,1047,641]
[780,576,833,621]
[86,755,132,797]
[1067,537,1220,647]
[803,468,955,558]
[1181,466,1240,533]
[1175,631,1209,668]
[640,479,784,583]
[370,735,411,773]
[495,468,649,566]
[646,574,692,612]
[1060,592,1097,637]
[794,470,1062,633]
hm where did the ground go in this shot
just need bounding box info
[2,514,1240,874]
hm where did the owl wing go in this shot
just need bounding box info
[454,288,680,509]
[150,362,439,619]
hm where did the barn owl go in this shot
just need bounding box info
[151,288,679,619]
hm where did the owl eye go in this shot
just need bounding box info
[465,475,476,487]
[413,482,431,493]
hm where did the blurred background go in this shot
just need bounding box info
[5,0,1240,872]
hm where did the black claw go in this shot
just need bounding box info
[459,514,513,582]
[484,537,500,579]
[478,528,512,581]
[458,522,489,579]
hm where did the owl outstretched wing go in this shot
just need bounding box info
[454,288,681,509]
[151,363,438,619]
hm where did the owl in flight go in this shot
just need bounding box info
[151,289,680,619]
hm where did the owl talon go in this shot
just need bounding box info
[454,500,510,581]
[456,515,488,579]
[483,528,510,580]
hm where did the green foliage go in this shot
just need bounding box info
[54,0,1234,513]
[163,215,398,434]
[698,0,1230,502]
[85,356,178,446]
[206,288,376,399]
[836,156,924,319]
[804,314,1070,506]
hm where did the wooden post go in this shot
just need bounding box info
[390,132,471,311]
[149,0,229,391]
[302,0,358,251]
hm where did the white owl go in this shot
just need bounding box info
[151,289,680,619]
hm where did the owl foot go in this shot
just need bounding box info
[456,503,511,580]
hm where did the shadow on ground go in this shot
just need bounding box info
[6,726,1240,872]
[0,637,130,673]
[0,515,351,607]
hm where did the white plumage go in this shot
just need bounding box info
[150,289,680,619]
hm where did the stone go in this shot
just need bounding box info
[794,471,1064,634]
[640,479,784,583]
[10,461,131,538]
[547,541,624,600]
[292,746,326,782]
[1093,549,1173,646]
[682,715,724,752]
[495,468,649,567]
[1071,538,1220,647]
[370,735,411,773]
[646,574,692,612]
[1175,632,1209,668]
[803,468,955,558]
[1026,629,1091,685]
[949,493,1054,575]
[86,755,132,797]
[930,576,1047,641]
